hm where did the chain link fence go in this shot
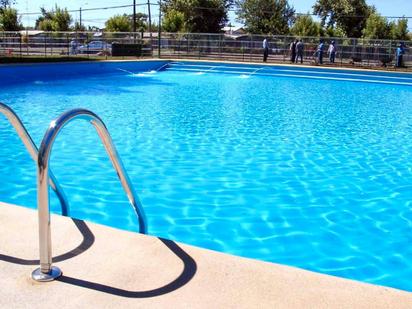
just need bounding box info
[1,31,411,71]
[157,33,411,71]
[0,31,153,59]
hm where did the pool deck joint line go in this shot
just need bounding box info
[0,202,411,308]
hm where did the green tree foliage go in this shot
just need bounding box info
[389,18,409,41]
[35,6,72,31]
[133,12,148,33]
[0,7,21,31]
[290,14,322,37]
[105,13,148,33]
[163,9,185,32]
[313,0,372,38]
[236,0,295,35]
[105,14,131,32]
[362,12,390,39]
[362,13,409,40]
[162,0,232,33]
[324,26,346,38]
[73,21,86,32]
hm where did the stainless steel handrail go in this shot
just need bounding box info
[0,102,69,216]
[32,108,147,282]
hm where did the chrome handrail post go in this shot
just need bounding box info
[0,102,69,216]
[32,118,63,281]
[92,120,147,231]
[32,108,147,282]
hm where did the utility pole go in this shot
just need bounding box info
[79,7,82,29]
[147,0,153,51]
[133,0,136,33]
[158,0,161,58]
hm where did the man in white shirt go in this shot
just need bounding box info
[328,40,336,63]
[263,38,269,62]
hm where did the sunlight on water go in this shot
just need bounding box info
[1,63,412,291]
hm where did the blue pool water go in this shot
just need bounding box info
[1,61,412,291]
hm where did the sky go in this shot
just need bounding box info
[13,0,412,29]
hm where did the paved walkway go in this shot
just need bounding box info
[1,203,411,308]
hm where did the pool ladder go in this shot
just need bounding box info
[0,103,147,282]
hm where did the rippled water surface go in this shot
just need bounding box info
[1,64,412,291]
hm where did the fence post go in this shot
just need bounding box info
[219,35,222,59]
[242,43,245,62]
[19,33,22,58]
[44,35,47,58]
[249,34,252,62]
[187,34,189,58]
[199,34,202,59]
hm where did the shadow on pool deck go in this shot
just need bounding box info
[0,219,94,265]
[57,237,197,298]
[2,204,412,308]
[0,217,197,298]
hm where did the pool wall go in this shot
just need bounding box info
[164,60,412,85]
[0,60,169,85]
[1,59,411,87]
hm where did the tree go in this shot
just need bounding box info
[105,13,148,34]
[324,26,345,38]
[162,0,232,33]
[362,12,390,39]
[73,21,86,32]
[236,0,295,35]
[35,6,72,31]
[0,7,21,31]
[105,14,131,32]
[133,12,148,34]
[163,9,185,32]
[313,0,372,38]
[362,14,409,40]
[290,14,322,37]
[389,18,409,41]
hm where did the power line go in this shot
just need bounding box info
[16,2,412,20]
[18,4,147,16]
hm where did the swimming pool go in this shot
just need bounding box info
[1,60,412,291]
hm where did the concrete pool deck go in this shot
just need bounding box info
[1,202,411,308]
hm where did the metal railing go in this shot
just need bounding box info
[0,31,410,71]
[156,33,411,71]
[31,108,147,282]
[0,31,153,58]
[0,102,69,216]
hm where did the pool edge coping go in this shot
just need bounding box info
[1,58,411,76]
[1,201,411,308]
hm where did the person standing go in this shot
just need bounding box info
[328,40,336,63]
[316,39,325,64]
[396,42,405,68]
[290,39,297,63]
[70,40,78,55]
[295,39,304,64]
[263,38,269,62]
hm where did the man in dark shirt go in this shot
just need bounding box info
[396,42,405,68]
[290,39,297,63]
[263,38,269,62]
[316,40,325,64]
[295,39,304,64]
